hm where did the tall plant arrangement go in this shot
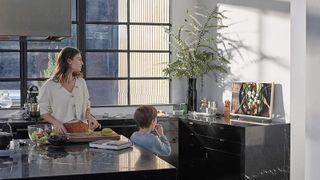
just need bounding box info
[163,7,231,111]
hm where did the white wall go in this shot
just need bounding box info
[171,0,291,123]
[220,1,290,123]
[291,0,306,179]
[306,0,320,179]
[171,0,198,104]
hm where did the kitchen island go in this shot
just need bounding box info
[0,137,176,180]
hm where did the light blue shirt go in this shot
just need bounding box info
[130,132,171,156]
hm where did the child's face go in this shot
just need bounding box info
[151,117,157,130]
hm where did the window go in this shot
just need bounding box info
[0,0,170,108]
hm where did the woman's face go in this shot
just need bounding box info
[69,53,83,73]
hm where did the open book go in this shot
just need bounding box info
[89,139,133,150]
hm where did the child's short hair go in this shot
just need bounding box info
[134,105,157,128]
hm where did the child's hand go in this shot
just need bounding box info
[155,124,164,136]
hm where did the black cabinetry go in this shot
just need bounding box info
[11,123,29,139]
[158,117,179,168]
[179,118,290,180]
[98,119,137,139]
[1,121,46,139]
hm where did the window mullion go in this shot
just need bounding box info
[20,36,27,106]
[78,0,86,78]
[127,0,130,105]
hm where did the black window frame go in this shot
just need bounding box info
[0,0,172,108]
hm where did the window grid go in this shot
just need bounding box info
[0,0,171,107]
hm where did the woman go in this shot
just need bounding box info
[38,47,100,133]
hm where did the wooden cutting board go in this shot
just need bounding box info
[67,131,120,143]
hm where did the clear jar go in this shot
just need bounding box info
[0,90,13,108]
[199,98,208,112]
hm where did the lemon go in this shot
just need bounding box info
[101,128,112,136]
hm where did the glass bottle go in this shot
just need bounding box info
[199,97,208,113]
[224,100,231,123]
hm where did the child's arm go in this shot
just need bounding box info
[152,125,171,156]
[153,135,171,156]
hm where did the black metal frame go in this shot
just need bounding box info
[0,0,172,108]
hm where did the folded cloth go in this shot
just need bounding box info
[64,121,88,133]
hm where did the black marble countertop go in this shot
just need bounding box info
[0,136,175,179]
[180,114,289,128]
[0,113,286,128]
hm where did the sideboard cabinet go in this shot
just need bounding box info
[179,118,290,180]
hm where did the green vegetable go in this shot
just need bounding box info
[30,130,50,145]
[101,128,112,136]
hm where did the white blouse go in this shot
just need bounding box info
[38,77,90,123]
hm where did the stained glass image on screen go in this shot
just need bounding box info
[231,82,274,119]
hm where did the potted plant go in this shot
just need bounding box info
[163,7,231,111]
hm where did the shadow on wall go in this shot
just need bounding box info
[202,1,289,122]
[172,0,290,123]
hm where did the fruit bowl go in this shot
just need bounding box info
[27,124,52,145]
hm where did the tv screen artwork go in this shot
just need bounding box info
[231,82,274,119]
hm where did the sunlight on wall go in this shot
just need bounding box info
[219,3,290,121]
[219,4,289,80]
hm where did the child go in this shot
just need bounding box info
[130,105,171,156]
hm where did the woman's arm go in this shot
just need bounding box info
[39,81,66,133]
[42,113,67,134]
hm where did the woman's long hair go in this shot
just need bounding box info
[52,47,83,84]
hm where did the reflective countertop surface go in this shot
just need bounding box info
[0,136,174,179]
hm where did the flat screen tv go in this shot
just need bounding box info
[230,82,274,119]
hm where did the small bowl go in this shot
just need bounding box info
[0,132,13,150]
[48,135,68,146]
[28,124,52,145]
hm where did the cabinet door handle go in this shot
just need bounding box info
[16,128,28,132]
[190,133,194,136]
[219,127,224,130]
[205,152,208,159]
[219,139,225,142]
[188,122,194,125]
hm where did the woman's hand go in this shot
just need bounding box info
[155,124,164,136]
[87,114,101,130]
[53,121,68,134]
[42,113,67,134]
